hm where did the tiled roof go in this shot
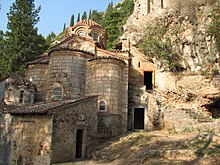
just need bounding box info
[5,76,36,89]
[88,56,126,64]
[27,53,49,65]
[96,48,130,60]
[49,47,95,56]
[71,19,101,29]
[51,34,95,49]
[1,95,98,115]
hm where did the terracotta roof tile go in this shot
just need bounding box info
[1,95,98,115]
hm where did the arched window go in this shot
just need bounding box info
[91,32,99,41]
[19,90,24,103]
[53,87,63,101]
[99,101,106,111]
[78,31,86,37]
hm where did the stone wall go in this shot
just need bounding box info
[51,96,98,164]
[8,115,52,165]
[86,58,127,136]
[47,50,93,101]
[0,114,11,165]
[128,47,157,130]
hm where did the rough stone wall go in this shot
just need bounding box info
[25,64,48,102]
[51,97,98,164]
[47,51,93,101]
[0,114,12,165]
[86,58,127,136]
[4,85,35,105]
[128,47,157,130]
[7,115,52,165]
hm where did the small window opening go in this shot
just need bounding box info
[92,33,99,41]
[8,89,12,101]
[138,62,141,68]
[144,71,153,90]
[53,87,63,101]
[19,90,24,103]
[161,0,164,9]
[99,101,106,111]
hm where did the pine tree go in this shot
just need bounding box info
[4,0,48,74]
[90,10,104,25]
[81,11,87,20]
[0,30,5,77]
[70,14,74,26]
[103,0,134,49]
[77,13,80,22]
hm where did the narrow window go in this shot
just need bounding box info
[19,90,24,103]
[144,71,153,90]
[53,87,63,101]
[161,0,164,9]
[99,101,106,111]
[8,89,12,101]
[147,0,151,14]
[138,62,141,68]
[92,33,99,41]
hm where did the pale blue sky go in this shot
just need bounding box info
[0,0,121,37]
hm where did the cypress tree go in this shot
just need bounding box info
[81,11,87,20]
[70,14,74,26]
[4,0,48,74]
[77,13,80,22]
[89,9,92,19]
[63,23,66,32]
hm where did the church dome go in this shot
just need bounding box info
[66,19,107,49]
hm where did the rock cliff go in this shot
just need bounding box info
[122,0,220,131]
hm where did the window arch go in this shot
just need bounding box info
[99,101,106,111]
[91,32,99,41]
[19,90,24,103]
[53,87,63,101]
[78,31,86,37]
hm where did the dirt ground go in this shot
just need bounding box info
[55,130,220,165]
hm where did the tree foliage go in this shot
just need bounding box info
[81,11,87,20]
[90,10,104,25]
[208,1,220,52]
[138,23,181,72]
[102,0,134,49]
[1,0,48,76]
[70,14,74,26]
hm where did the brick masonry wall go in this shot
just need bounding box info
[86,59,126,137]
[26,64,48,102]
[51,96,98,164]
[47,51,93,101]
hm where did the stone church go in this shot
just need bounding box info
[0,19,156,164]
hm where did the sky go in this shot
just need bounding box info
[0,0,121,37]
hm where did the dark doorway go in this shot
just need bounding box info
[161,0,164,8]
[134,108,145,129]
[144,71,153,90]
[75,129,83,159]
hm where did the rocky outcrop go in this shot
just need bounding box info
[122,0,220,130]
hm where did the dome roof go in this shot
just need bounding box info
[71,19,101,29]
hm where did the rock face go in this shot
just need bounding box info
[122,0,220,131]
